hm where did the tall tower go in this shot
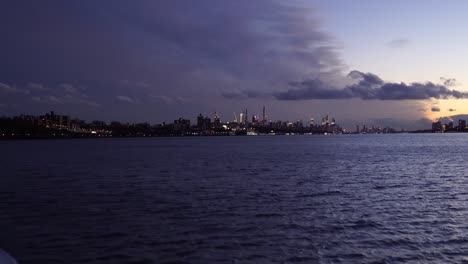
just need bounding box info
[197,114,204,129]
[245,109,248,125]
[262,106,266,123]
[214,112,220,128]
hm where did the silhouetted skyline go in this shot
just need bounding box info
[1,109,413,139]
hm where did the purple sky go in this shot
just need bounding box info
[1,0,467,129]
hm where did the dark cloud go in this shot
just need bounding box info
[27,83,50,92]
[149,95,174,104]
[431,106,441,112]
[148,94,189,105]
[0,83,17,93]
[221,92,247,100]
[386,38,409,48]
[275,79,348,100]
[26,83,99,107]
[272,71,468,101]
[440,77,457,87]
[449,108,456,112]
[221,90,270,100]
[32,95,63,105]
[348,70,384,86]
[116,96,138,104]
[0,0,345,121]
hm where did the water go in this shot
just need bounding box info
[1,134,468,263]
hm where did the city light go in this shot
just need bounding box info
[0,108,410,139]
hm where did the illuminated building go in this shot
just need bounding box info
[214,112,221,128]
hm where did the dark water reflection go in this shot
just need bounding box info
[1,134,468,263]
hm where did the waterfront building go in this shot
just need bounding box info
[213,112,221,128]
[459,119,466,132]
[432,121,442,133]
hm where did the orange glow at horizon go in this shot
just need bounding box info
[424,99,468,121]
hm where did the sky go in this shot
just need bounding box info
[1,0,467,130]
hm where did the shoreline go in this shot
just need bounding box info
[0,131,445,141]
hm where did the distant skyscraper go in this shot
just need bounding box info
[262,106,266,123]
[459,119,466,132]
[204,116,211,130]
[214,112,221,128]
[197,114,211,131]
[245,109,248,124]
[174,118,190,131]
[432,121,439,132]
[239,113,244,124]
[197,114,204,128]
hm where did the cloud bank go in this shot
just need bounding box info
[225,71,468,101]
[0,0,345,119]
[440,77,457,87]
[273,71,468,101]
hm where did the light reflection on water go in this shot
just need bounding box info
[1,134,468,263]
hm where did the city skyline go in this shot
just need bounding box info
[1,1,468,130]
[3,109,412,139]
[0,107,401,132]
[5,107,467,138]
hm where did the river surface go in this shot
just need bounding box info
[1,134,468,263]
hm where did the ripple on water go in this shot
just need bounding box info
[2,135,468,263]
